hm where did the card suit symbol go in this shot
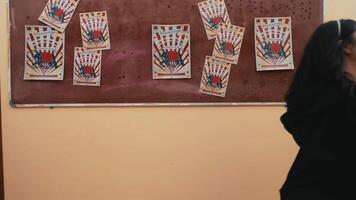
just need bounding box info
[213,16,222,24]
[208,74,222,89]
[212,75,221,85]
[271,42,281,53]
[84,66,94,75]
[168,50,179,62]
[225,42,234,52]
[55,9,64,17]
[41,52,53,63]
[93,30,101,40]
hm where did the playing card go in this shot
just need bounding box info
[152,24,191,79]
[255,17,294,71]
[199,56,231,98]
[212,23,245,65]
[24,25,65,80]
[80,11,111,51]
[38,0,80,32]
[198,0,231,40]
[73,47,102,87]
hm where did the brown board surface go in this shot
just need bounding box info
[9,0,324,106]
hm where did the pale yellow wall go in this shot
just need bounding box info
[0,1,351,200]
[324,0,356,21]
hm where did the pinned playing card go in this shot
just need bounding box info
[24,25,65,81]
[255,17,294,71]
[212,23,245,65]
[198,0,231,40]
[152,24,191,79]
[73,47,102,87]
[38,0,80,32]
[199,56,231,98]
[80,11,111,51]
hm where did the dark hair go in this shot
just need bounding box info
[286,19,356,105]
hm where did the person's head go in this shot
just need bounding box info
[286,19,356,103]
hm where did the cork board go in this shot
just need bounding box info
[9,0,324,107]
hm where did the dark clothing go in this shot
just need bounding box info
[280,80,356,200]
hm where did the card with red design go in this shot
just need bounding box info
[80,11,111,51]
[152,24,191,79]
[255,17,294,71]
[38,0,80,32]
[24,25,65,80]
[198,0,231,40]
[212,23,245,65]
[199,56,231,98]
[73,47,102,86]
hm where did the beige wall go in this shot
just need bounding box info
[1,0,352,200]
